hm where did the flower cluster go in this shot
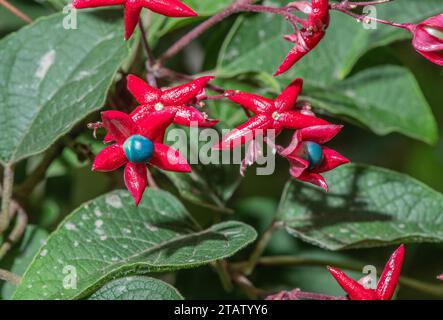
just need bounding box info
[67,0,442,301]
[92,110,191,205]
[91,73,347,204]
[92,76,213,204]
[73,0,442,207]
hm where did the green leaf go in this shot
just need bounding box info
[0,226,48,300]
[13,190,256,299]
[163,126,242,212]
[302,66,437,143]
[88,276,184,300]
[217,0,441,143]
[164,166,241,212]
[277,164,443,250]
[0,13,133,165]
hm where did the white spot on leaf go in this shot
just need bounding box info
[106,194,122,208]
[35,49,56,79]
[64,222,76,231]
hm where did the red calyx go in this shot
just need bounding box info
[328,244,405,300]
[275,0,330,76]
[215,78,330,150]
[72,0,197,40]
[405,14,443,66]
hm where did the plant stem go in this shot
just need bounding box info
[237,4,303,28]
[239,255,443,298]
[0,203,27,260]
[14,143,63,198]
[158,0,255,64]
[0,0,32,24]
[139,17,158,87]
[243,220,282,275]
[214,260,233,292]
[346,0,393,6]
[232,273,266,299]
[146,167,158,189]
[332,6,408,29]
[271,289,347,300]
[0,268,21,285]
[0,164,14,234]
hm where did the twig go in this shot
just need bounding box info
[0,202,28,260]
[234,255,443,298]
[339,0,393,7]
[332,5,407,29]
[267,288,347,300]
[158,0,255,64]
[232,273,266,299]
[139,18,158,87]
[146,167,158,189]
[242,220,283,275]
[0,0,32,24]
[0,164,14,234]
[214,260,233,292]
[14,143,63,198]
[0,268,21,285]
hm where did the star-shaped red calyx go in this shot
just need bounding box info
[103,74,217,143]
[277,125,349,191]
[127,74,217,125]
[215,78,330,150]
[328,244,405,300]
[93,110,191,205]
[72,0,197,40]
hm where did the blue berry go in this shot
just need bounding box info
[302,141,323,169]
[123,135,154,163]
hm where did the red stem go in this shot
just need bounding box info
[158,0,304,65]
[332,6,408,29]
[138,19,158,87]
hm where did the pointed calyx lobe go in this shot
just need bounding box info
[278,124,349,191]
[92,110,190,205]
[71,0,197,40]
[405,14,443,66]
[216,78,330,150]
[127,74,218,127]
[328,244,405,300]
[275,0,330,76]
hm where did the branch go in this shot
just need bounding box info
[232,273,266,299]
[0,268,21,285]
[0,164,14,234]
[0,202,28,260]
[139,17,158,87]
[242,220,283,275]
[332,3,407,29]
[236,255,443,298]
[158,0,256,64]
[14,142,63,198]
[0,0,32,24]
